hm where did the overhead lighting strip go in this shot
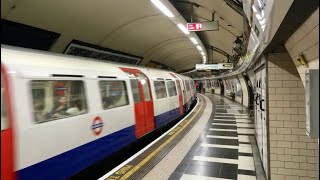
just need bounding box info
[177,24,190,34]
[190,37,198,44]
[149,0,207,66]
[150,0,174,17]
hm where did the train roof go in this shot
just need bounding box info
[1,45,192,80]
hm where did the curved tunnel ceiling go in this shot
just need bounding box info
[171,0,244,64]
[1,0,244,73]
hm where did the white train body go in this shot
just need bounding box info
[0,45,196,180]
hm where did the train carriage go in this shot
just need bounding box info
[1,45,196,180]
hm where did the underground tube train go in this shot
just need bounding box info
[1,45,196,180]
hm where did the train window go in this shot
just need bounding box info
[166,81,177,97]
[1,78,8,131]
[154,81,167,99]
[130,79,141,103]
[30,80,88,123]
[99,81,129,109]
[137,73,151,101]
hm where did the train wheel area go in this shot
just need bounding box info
[95,93,265,180]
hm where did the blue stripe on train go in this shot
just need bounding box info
[17,125,136,180]
[17,107,187,179]
[155,107,180,128]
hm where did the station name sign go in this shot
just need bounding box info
[195,63,233,70]
[187,21,219,32]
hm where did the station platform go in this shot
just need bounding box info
[99,94,264,180]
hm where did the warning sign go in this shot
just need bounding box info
[92,116,104,136]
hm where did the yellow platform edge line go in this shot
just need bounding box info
[118,96,204,180]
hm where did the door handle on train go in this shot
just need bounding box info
[260,99,265,111]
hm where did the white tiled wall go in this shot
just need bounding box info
[285,8,319,87]
[267,53,319,180]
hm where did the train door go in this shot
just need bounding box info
[169,73,183,115]
[120,68,154,138]
[1,65,15,180]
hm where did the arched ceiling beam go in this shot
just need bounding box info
[168,54,200,67]
[97,14,161,45]
[159,47,198,62]
[143,37,187,56]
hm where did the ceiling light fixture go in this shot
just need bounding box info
[252,6,257,13]
[150,0,174,17]
[256,13,262,20]
[190,37,198,44]
[177,24,190,34]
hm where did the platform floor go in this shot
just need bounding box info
[100,94,262,180]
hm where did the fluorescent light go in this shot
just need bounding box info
[201,52,205,55]
[197,46,202,51]
[151,0,174,17]
[259,18,266,25]
[252,6,257,13]
[177,24,190,34]
[256,13,262,20]
[190,37,198,44]
[257,0,263,8]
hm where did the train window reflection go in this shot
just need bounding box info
[166,81,177,97]
[130,79,141,103]
[99,81,129,109]
[31,80,88,123]
[137,73,151,101]
[1,78,8,131]
[154,81,167,99]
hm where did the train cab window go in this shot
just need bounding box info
[31,80,88,123]
[130,79,141,103]
[99,81,129,109]
[1,78,8,131]
[166,81,177,97]
[154,81,167,99]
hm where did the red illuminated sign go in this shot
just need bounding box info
[187,23,202,31]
